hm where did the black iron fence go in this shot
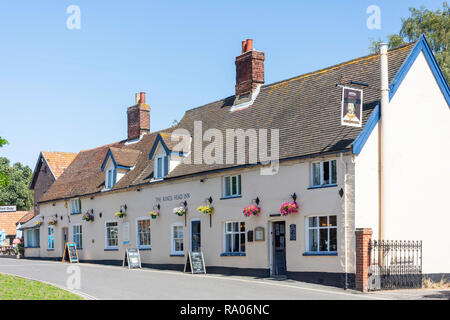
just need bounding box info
[368,240,422,290]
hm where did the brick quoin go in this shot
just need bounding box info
[355,228,373,292]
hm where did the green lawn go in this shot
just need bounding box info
[0,273,83,300]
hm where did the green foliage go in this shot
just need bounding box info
[0,136,7,148]
[0,137,8,187]
[369,2,449,84]
[0,157,34,210]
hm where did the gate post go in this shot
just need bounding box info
[355,228,373,292]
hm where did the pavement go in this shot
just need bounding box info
[0,258,448,300]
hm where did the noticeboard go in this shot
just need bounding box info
[184,251,206,274]
[123,248,142,269]
[62,242,79,263]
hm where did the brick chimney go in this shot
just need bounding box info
[127,92,150,141]
[235,39,265,96]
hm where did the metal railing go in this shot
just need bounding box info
[368,240,422,290]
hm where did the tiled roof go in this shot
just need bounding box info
[16,211,34,224]
[42,151,78,179]
[0,211,31,235]
[39,43,415,203]
[109,147,141,168]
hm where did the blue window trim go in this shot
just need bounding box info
[220,252,246,257]
[220,195,242,200]
[148,134,171,159]
[303,252,338,256]
[352,35,450,156]
[307,183,338,190]
[170,253,185,257]
[104,248,118,251]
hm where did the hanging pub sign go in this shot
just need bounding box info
[184,251,206,274]
[123,248,142,269]
[341,87,363,127]
[62,242,79,263]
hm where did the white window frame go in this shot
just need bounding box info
[222,174,242,198]
[154,154,168,180]
[72,224,83,249]
[48,226,54,250]
[70,198,82,214]
[311,160,337,187]
[223,221,246,254]
[171,222,184,255]
[105,220,119,249]
[305,215,337,253]
[105,168,116,190]
[136,217,151,249]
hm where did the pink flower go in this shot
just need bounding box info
[243,205,261,217]
[279,202,299,216]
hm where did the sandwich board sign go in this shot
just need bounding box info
[123,247,142,269]
[184,251,206,274]
[62,242,79,263]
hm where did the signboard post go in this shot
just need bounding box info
[123,248,142,269]
[62,242,79,263]
[184,251,206,274]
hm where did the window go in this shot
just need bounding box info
[224,221,245,253]
[306,215,337,253]
[311,160,337,187]
[72,225,82,249]
[48,226,54,250]
[154,155,169,179]
[70,198,82,214]
[25,229,40,248]
[105,221,118,249]
[171,223,184,255]
[223,174,242,198]
[136,218,151,248]
[106,168,116,189]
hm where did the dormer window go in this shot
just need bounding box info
[101,147,140,190]
[154,155,168,180]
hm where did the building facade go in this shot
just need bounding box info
[25,36,450,288]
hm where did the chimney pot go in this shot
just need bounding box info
[140,92,146,105]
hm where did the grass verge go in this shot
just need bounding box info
[0,273,83,300]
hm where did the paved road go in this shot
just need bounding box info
[0,258,448,300]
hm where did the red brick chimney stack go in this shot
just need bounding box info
[127,92,150,141]
[235,39,265,96]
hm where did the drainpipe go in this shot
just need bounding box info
[340,152,349,289]
[379,43,389,243]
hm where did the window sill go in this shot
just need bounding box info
[104,248,118,251]
[308,184,338,190]
[220,252,246,257]
[170,253,184,257]
[70,212,81,215]
[138,247,152,251]
[220,195,242,200]
[25,246,40,249]
[302,252,338,256]
[47,249,55,251]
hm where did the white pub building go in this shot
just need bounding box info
[22,36,449,290]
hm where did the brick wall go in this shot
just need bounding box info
[127,104,150,141]
[33,160,56,216]
[355,228,373,292]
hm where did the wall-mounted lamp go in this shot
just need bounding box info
[207,197,213,205]
[99,212,102,218]
[136,188,141,192]
[120,204,127,213]
[252,197,260,206]
[153,204,161,211]
[291,193,297,203]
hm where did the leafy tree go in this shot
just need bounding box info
[370,2,449,84]
[0,137,9,187]
[0,158,34,210]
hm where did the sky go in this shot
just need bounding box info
[0,0,445,168]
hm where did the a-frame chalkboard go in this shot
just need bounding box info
[62,242,79,263]
[184,251,206,274]
[123,248,142,269]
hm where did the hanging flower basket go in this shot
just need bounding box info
[279,202,299,216]
[149,211,159,219]
[34,221,42,227]
[114,211,127,219]
[82,211,94,222]
[48,218,58,226]
[243,205,261,217]
[197,205,214,215]
[173,206,186,217]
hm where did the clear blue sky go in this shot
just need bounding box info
[0,0,444,168]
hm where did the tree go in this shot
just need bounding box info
[0,158,34,210]
[0,137,9,187]
[369,2,449,84]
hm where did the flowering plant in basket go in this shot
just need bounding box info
[173,206,186,216]
[243,205,261,217]
[279,202,298,216]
